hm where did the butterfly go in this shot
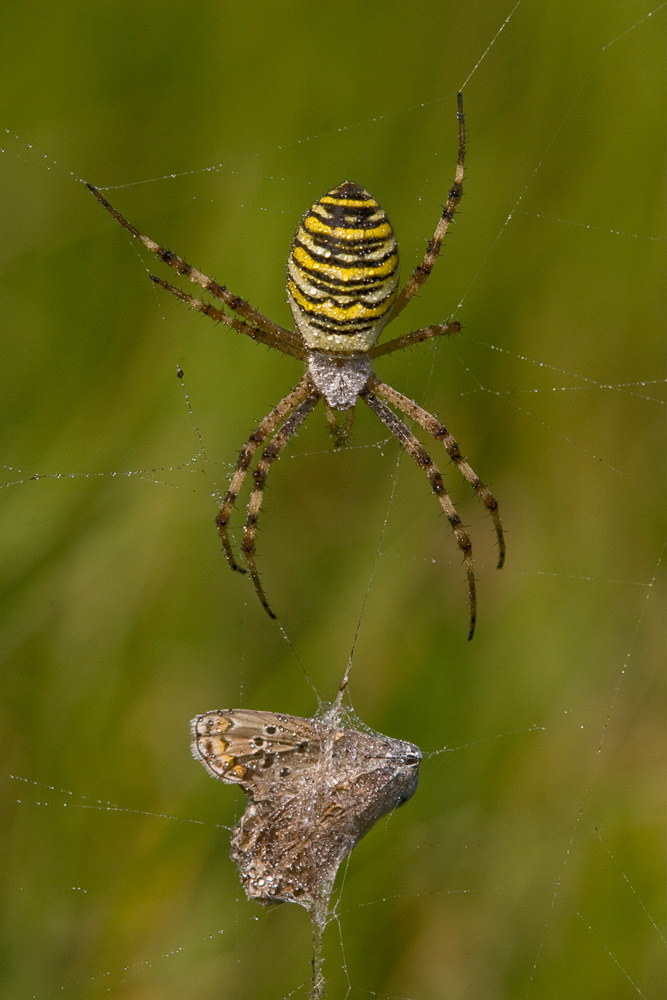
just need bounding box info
[191,708,422,911]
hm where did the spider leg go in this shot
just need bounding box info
[369,376,505,569]
[369,321,460,359]
[241,392,322,619]
[386,93,465,323]
[86,183,303,356]
[323,401,356,449]
[216,375,315,572]
[150,274,306,360]
[360,385,477,640]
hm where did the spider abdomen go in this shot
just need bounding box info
[287,181,399,354]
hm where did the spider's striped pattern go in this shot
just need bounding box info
[287,184,399,351]
[88,93,504,638]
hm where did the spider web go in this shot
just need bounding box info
[1,1,665,998]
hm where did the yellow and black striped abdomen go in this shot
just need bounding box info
[287,181,399,353]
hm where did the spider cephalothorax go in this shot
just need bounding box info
[87,93,504,638]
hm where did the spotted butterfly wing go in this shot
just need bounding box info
[192,709,319,797]
[191,709,421,910]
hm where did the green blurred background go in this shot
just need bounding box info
[1,1,665,997]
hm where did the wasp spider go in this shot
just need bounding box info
[88,94,503,638]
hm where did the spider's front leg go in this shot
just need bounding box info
[370,377,505,569]
[215,377,313,573]
[360,385,478,639]
[239,393,321,618]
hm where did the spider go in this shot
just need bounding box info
[87,93,503,639]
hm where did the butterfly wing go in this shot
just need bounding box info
[229,726,422,909]
[191,709,323,799]
[192,709,421,911]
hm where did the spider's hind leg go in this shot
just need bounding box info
[386,93,465,323]
[323,402,356,449]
